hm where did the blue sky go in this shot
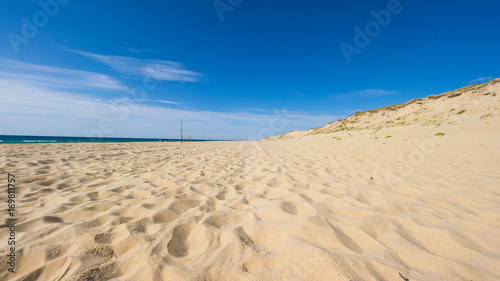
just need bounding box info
[1,0,499,140]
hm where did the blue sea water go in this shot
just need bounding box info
[0,135,213,144]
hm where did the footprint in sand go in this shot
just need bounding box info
[43,216,63,223]
[94,233,112,244]
[268,176,286,187]
[328,223,364,254]
[168,199,200,214]
[39,179,57,186]
[167,223,193,257]
[152,210,178,224]
[280,201,299,215]
[86,192,100,200]
[204,214,231,229]
[166,222,219,261]
[280,201,317,216]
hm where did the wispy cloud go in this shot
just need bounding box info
[118,47,159,54]
[467,76,492,84]
[0,79,342,140]
[224,107,273,113]
[0,58,127,91]
[224,107,309,115]
[136,99,184,105]
[332,89,398,98]
[151,99,183,105]
[65,49,202,82]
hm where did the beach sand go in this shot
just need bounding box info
[1,81,500,280]
[0,126,499,280]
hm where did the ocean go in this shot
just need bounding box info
[0,135,214,144]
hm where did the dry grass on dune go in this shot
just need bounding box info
[269,78,500,140]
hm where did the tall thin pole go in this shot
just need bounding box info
[180,120,183,143]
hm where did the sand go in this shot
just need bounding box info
[1,80,500,280]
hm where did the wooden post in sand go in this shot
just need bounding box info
[180,120,183,143]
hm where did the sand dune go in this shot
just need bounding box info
[268,78,500,141]
[1,79,500,280]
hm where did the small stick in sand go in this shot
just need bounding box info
[399,272,409,281]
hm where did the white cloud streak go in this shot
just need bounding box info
[0,58,127,91]
[118,47,159,54]
[65,49,202,82]
[467,76,492,84]
[332,89,398,98]
[148,99,184,105]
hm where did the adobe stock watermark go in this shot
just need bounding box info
[81,65,162,140]
[247,109,292,151]
[383,97,483,186]
[7,0,70,54]
[340,0,412,64]
[213,0,242,21]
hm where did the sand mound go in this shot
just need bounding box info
[268,78,500,140]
